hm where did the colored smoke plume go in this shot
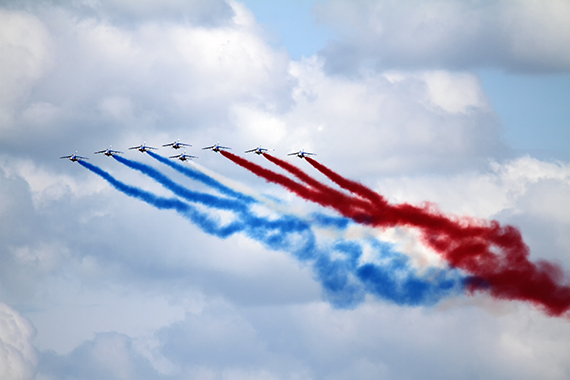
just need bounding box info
[303,157,570,317]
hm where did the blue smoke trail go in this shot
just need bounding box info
[309,213,351,230]
[116,155,351,249]
[79,160,243,238]
[147,150,255,203]
[113,155,247,213]
[81,160,466,308]
[147,152,351,231]
[355,240,465,306]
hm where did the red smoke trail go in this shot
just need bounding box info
[305,156,388,207]
[220,151,373,224]
[263,153,374,212]
[305,157,570,317]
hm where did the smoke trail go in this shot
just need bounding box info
[264,153,374,211]
[313,239,466,308]
[118,155,353,245]
[81,160,466,308]
[79,160,243,238]
[303,157,570,317]
[147,151,255,203]
[220,151,373,224]
[305,156,388,207]
[113,155,247,213]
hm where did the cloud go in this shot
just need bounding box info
[0,0,234,26]
[38,299,570,380]
[0,1,569,379]
[0,9,53,128]
[0,1,293,169]
[315,0,570,73]
[39,332,163,380]
[245,57,506,176]
[0,303,37,380]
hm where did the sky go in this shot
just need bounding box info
[0,0,569,379]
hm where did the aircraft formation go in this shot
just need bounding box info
[61,141,315,162]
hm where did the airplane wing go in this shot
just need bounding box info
[60,155,72,159]
[245,148,256,153]
[202,145,215,150]
[287,151,300,156]
[129,146,141,150]
[94,150,106,154]
[77,156,89,160]
[169,154,182,158]
[305,152,316,156]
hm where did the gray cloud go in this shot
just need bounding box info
[0,0,234,27]
[39,332,163,380]
[315,0,570,73]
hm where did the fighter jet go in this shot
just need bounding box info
[169,152,198,161]
[288,149,316,159]
[60,152,88,162]
[94,146,123,156]
[129,142,158,153]
[245,145,272,155]
[202,142,231,152]
[163,140,192,149]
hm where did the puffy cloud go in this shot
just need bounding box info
[316,0,570,73]
[233,57,505,176]
[37,300,570,380]
[0,1,568,380]
[0,9,53,128]
[0,303,37,380]
[0,1,293,171]
[39,332,163,380]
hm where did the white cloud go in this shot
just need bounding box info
[0,303,37,380]
[420,70,489,114]
[0,10,53,130]
[258,57,505,176]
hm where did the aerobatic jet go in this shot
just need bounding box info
[60,152,88,162]
[94,146,123,156]
[129,142,158,153]
[288,149,316,159]
[245,145,272,155]
[202,142,231,152]
[163,140,192,149]
[169,152,198,161]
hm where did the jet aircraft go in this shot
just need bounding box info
[129,142,158,153]
[288,149,316,159]
[169,152,198,161]
[245,145,272,155]
[60,152,88,162]
[94,146,123,156]
[163,140,192,149]
[202,143,231,152]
